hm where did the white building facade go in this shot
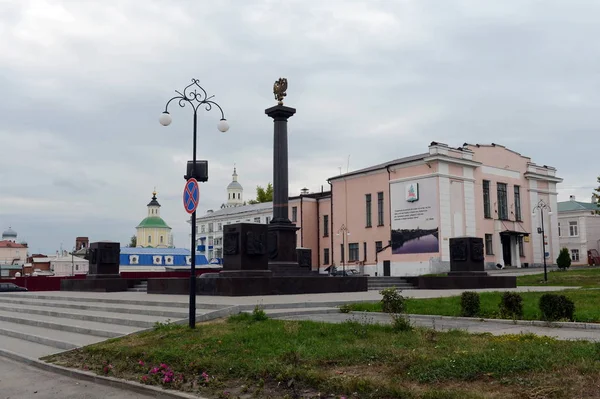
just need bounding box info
[558,196,600,265]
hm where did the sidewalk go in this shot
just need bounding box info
[275,312,600,342]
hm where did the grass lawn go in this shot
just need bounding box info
[517,267,600,287]
[44,313,600,399]
[347,289,600,323]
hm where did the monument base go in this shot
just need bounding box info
[147,275,367,296]
[407,275,516,290]
[61,278,134,292]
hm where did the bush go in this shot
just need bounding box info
[391,314,413,332]
[380,288,405,314]
[339,304,352,313]
[251,305,268,322]
[460,291,480,317]
[539,294,575,321]
[499,292,524,319]
[557,247,572,270]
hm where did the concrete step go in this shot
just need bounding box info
[0,293,225,310]
[0,334,63,359]
[127,287,147,292]
[0,321,104,350]
[0,303,172,329]
[0,310,137,338]
[0,297,193,319]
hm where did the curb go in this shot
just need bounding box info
[348,311,600,330]
[0,348,207,399]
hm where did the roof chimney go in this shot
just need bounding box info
[570,195,576,201]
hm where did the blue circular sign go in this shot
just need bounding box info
[183,178,199,214]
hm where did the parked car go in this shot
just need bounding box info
[0,283,28,292]
[328,267,369,277]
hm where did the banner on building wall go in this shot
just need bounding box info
[390,178,439,254]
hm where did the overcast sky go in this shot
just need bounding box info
[1,0,598,253]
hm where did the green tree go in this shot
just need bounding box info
[594,176,600,214]
[556,247,572,270]
[128,235,137,248]
[247,183,273,204]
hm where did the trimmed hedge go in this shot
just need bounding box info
[539,294,575,321]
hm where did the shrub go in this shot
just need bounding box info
[499,292,524,319]
[460,291,480,317]
[391,314,413,332]
[251,305,268,322]
[380,288,405,314]
[557,248,572,270]
[539,294,575,322]
[339,304,352,313]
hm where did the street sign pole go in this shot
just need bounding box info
[183,173,200,329]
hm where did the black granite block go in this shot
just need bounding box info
[223,223,269,271]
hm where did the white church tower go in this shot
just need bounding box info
[226,167,244,207]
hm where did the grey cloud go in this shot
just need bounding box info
[0,0,598,252]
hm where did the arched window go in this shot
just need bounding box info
[238,193,240,199]
[160,236,164,244]
[148,235,152,243]
[228,193,230,199]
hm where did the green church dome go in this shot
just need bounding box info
[137,217,171,229]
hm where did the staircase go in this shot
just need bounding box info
[0,292,221,359]
[367,277,415,291]
[127,280,148,292]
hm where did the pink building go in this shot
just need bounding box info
[296,142,562,276]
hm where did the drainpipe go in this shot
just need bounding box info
[316,195,321,269]
[300,194,304,247]
[328,179,334,268]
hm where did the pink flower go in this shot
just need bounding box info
[160,363,168,370]
[163,375,172,383]
[141,375,148,382]
[150,367,160,374]
[138,360,145,366]
[201,371,210,382]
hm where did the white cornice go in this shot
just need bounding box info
[524,172,563,183]
[423,154,481,168]
[389,172,475,184]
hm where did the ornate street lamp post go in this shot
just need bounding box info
[532,199,552,282]
[159,79,229,329]
[337,224,350,275]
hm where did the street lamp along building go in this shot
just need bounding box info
[195,141,561,277]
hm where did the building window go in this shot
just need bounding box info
[75,265,79,271]
[323,248,330,265]
[266,217,271,224]
[148,235,152,243]
[254,217,261,223]
[485,234,493,255]
[571,249,580,262]
[375,241,383,254]
[363,242,367,261]
[208,223,214,233]
[201,225,206,233]
[514,186,522,221]
[558,222,561,237]
[292,206,298,222]
[348,243,359,262]
[497,183,508,220]
[377,192,384,226]
[518,236,525,257]
[365,194,372,227]
[323,215,329,237]
[569,221,579,237]
[238,193,240,199]
[160,236,164,244]
[228,193,231,199]
[483,180,491,219]
[217,223,222,231]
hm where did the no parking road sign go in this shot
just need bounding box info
[183,178,200,214]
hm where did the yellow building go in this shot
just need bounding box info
[136,191,173,248]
